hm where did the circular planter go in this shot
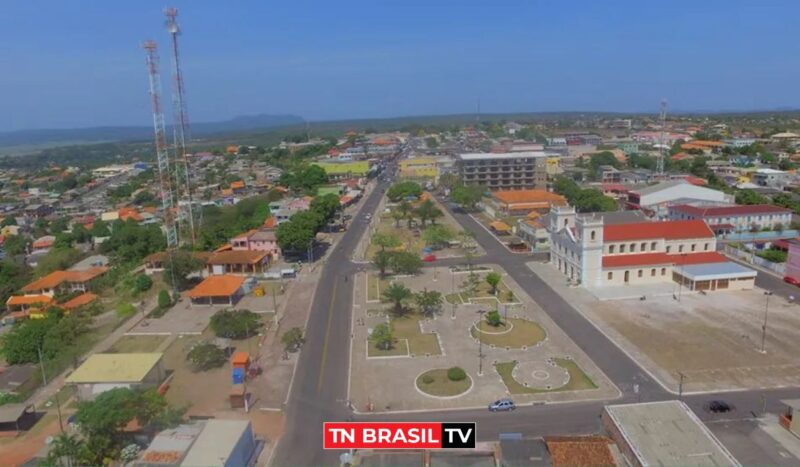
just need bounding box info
[415,368,473,399]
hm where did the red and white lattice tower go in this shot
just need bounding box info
[143,40,178,249]
[164,7,196,244]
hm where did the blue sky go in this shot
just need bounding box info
[2,0,799,131]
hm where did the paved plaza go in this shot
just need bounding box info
[348,265,618,413]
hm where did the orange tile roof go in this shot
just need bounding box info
[489,221,511,232]
[263,216,277,229]
[492,189,567,207]
[6,295,53,306]
[544,436,616,467]
[59,292,99,310]
[603,220,713,242]
[221,188,234,196]
[118,208,143,222]
[22,267,108,293]
[230,181,245,190]
[187,275,245,298]
[207,250,268,265]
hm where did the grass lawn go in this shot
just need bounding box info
[391,313,441,356]
[416,368,471,397]
[108,335,167,353]
[366,215,427,259]
[367,339,409,357]
[471,318,546,348]
[367,274,392,302]
[495,359,598,394]
[456,273,517,304]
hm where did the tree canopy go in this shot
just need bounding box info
[450,185,484,210]
[210,309,262,339]
[387,181,423,202]
[101,220,166,264]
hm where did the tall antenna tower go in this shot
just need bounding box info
[656,98,668,176]
[164,7,196,244]
[143,41,178,250]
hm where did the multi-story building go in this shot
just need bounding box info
[668,204,792,234]
[549,206,756,291]
[752,168,792,190]
[457,152,548,190]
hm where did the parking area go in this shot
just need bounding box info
[530,260,800,392]
[348,265,617,413]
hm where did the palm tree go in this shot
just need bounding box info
[415,288,443,317]
[46,433,89,467]
[382,282,412,315]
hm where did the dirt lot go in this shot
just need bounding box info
[593,289,800,391]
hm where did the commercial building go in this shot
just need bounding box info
[549,206,756,290]
[626,180,733,216]
[668,204,792,234]
[751,168,792,190]
[485,189,567,217]
[65,353,166,401]
[458,152,548,190]
[602,401,740,467]
[206,250,270,276]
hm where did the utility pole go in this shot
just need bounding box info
[678,371,685,400]
[477,309,485,376]
[38,346,64,433]
[656,99,667,176]
[761,291,773,353]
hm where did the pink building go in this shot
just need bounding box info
[785,240,800,282]
[231,229,281,260]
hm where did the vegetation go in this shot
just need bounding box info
[0,260,31,310]
[186,342,228,371]
[422,224,455,248]
[553,176,617,213]
[157,289,172,309]
[387,181,423,202]
[101,219,166,265]
[134,273,153,293]
[414,199,443,227]
[276,193,340,252]
[370,323,394,351]
[485,272,502,295]
[197,195,271,250]
[485,310,503,327]
[278,164,328,194]
[281,327,304,352]
[161,251,203,291]
[447,366,467,382]
[371,232,401,252]
[382,282,413,315]
[210,309,262,339]
[33,247,81,278]
[414,288,443,317]
[416,368,471,397]
[450,185,484,210]
[757,247,787,263]
[471,318,545,348]
[495,359,597,394]
[735,189,769,205]
[74,387,183,463]
[1,312,89,365]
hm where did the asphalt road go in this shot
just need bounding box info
[271,184,800,466]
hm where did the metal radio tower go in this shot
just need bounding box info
[165,7,196,245]
[143,41,178,249]
[656,98,668,176]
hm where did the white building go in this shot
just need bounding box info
[751,168,792,190]
[548,206,756,291]
[626,180,733,217]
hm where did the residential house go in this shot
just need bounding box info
[206,250,270,276]
[231,229,281,260]
[485,189,568,217]
[19,267,108,297]
[752,168,792,190]
[187,275,246,306]
[65,353,166,401]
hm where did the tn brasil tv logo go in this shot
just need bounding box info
[324,422,476,449]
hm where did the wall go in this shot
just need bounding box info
[603,266,671,286]
[787,243,800,280]
[724,245,786,276]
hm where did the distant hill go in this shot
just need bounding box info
[0,114,305,149]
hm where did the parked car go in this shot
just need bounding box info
[704,400,734,413]
[423,254,437,262]
[784,276,800,287]
[488,398,516,412]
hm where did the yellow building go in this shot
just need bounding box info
[545,156,562,176]
[399,157,439,180]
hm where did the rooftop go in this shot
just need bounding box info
[458,151,547,161]
[60,292,99,310]
[679,262,757,281]
[65,353,163,384]
[605,401,740,467]
[670,204,791,217]
[492,189,567,206]
[21,267,108,292]
[207,250,268,265]
[602,251,728,268]
[603,220,714,242]
[187,275,246,298]
[180,419,251,467]
[544,436,616,467]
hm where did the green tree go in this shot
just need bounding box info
[438,173,461,191]
[90,219,110,238]
[389,251,423,275]
[414,288,443,317]
[415,199,443,227]
[372,232,401,252]
[134,274,153,293]
[33,247,81,278]
[162,251,203,291]
[0,260,31,310]
[373,250,393,277]
[186,342,227,371]
[210,309,262,339]
[382,282,413,315]
[390,209,405,227]
[45,433,92,467]
[281,327,304,352]
[573,189,618,213]
[552,176,581,202]
[485,272,502,295]
[2,235,28,255]
[450,185,484,210]
[71,223,90,244]
[423,224,455,249]
[100,220,166,264]
[425,136,439,149]
[396,200,415,228]
[276,216,315,252]
[0,216,17,227]
[370,323,394,350]
[387,181,423,202]
[735,189,769,205]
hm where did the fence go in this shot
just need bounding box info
[724,245,786,276]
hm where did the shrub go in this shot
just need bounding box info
[281,327,304,352]
[421,375,434,384]
[116,302,137,318]
[447,367,467,382]
[157,289,171,309]
[485,310,502,327]
[134,274,153,293]
[186,343,227,371]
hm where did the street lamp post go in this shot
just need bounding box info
[761,291,773,353]
[678,371,685,400]
[477,309,485,376]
